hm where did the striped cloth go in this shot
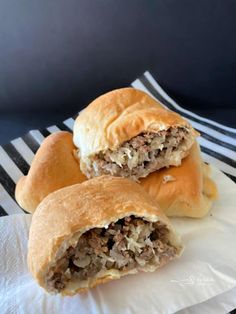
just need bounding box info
[0,71,235,216]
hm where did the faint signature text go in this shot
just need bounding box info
[170,275,214,287]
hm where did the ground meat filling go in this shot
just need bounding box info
[89,127,191,179]
[47,216,177,292]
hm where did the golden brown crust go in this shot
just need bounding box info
[15,132,86,213]
[202,164,218,200]
[73,88,198,164]
[28,175,182,294]
[140,142,218,218]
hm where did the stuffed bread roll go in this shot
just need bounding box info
[28,176,183,295]
[73,88,198,180]
[15,132,86,213]
[140,142,218,218]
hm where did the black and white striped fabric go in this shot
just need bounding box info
[0,71,235,216]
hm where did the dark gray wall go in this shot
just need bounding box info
[0,1,236,144]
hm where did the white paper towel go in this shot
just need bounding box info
[0,166,236,314]
[178,287,236,314]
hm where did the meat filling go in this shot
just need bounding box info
[47,216,177,292]
[87,126,193,180]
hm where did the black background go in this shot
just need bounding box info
[0,0,236,144]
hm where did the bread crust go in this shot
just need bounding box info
[28,175,182,295]
[140,142,218,218]
[73,88,198,166]
[15,132,86,213]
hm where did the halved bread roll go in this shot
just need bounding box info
[140,142,218,218]
[73,88,198,180]
[15,132,86,213]
[28,176,183,295]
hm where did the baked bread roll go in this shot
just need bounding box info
[140,142,218,218]
[73,88,198,180]
[15,132,86,213]
[28,176,183,295]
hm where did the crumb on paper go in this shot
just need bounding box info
[162,175,176,184]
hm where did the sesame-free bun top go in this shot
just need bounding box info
[15,132,86,213]
[73,88,197,159]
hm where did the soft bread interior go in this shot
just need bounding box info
[45,215,182,294]
[81,126,195,180]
